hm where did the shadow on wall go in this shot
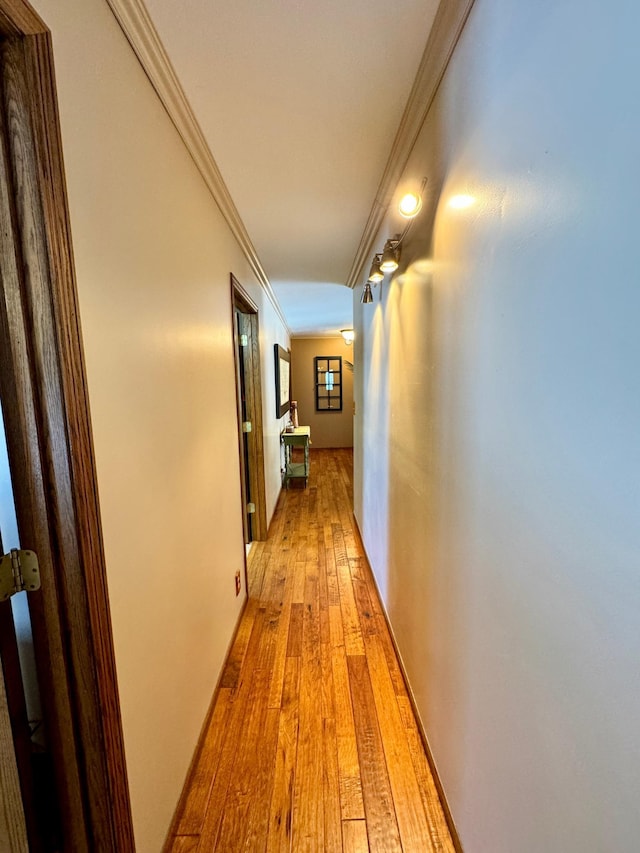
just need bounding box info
[385,254,471,805]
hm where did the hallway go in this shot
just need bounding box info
[167,449,455,852]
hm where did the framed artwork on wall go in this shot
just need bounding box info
[274,344,291,418]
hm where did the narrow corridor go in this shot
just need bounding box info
[167,449,455,852]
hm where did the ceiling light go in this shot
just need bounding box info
[380,238,400,274]
[341,329,355,345]
[361,282,374,304]
[368,255,384,283]
[398,192,422,218]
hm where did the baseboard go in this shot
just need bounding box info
[161,594,249,851]
[351,514,464,853]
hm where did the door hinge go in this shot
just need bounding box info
[0,549,41,602]
[242,421,252,433]
[246,502,256,514]
[239,334,248,347]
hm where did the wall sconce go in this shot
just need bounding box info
[380,237,401,273]
[398,191,422,219]
[341,329,355,345]
[361,177,427,303]
[361,282,374,304]
[368,254,384,283]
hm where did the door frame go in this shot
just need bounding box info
[230,274,268,544]
[0,2,133,850]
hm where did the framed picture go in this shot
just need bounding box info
[274,344,291,418]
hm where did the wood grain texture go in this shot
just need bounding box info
[0,593,39,850]
[0,657,28,851]
[343,819,370,853]
[347,654,402,853]
[174,688,233,836]
[0,8,134,847]
[169,837,199,853]
[267,656,300,851]
[0,0,45,38]
[0,37,87,850]
[166,449,455,852]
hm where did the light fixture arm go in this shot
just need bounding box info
[379,176,428,261]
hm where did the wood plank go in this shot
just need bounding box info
[286,602,304,658]
[331,646,364,820]
[291,550,307,604]
[196,610,270,849]
[364,636,440,852]
[210,667,274,851]
[352,577,377,640]
[324,523,340,607]
[237,707,280,850]
[349,555,366,581]
[317,527,331,648]
[347,655,402,852]
[329,603,345,648]
[219,598,259,689]
[356,557,408,697]
[322,715,342,852]
[266,657,300,852]
[268,595,293,709]
[336,565,365,657]
[291,573,324,851]
[175,688,233,836]
[167,449,455,852]
[320,621,334,723]
[167,836,199,853]
[343,819,370,853]
[397,695,456,853]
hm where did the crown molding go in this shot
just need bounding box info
[346,0,476,289]
[291,333,347,340]
[104,0,291,336]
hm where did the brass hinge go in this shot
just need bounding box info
[0,549,41,602]
[242,421,252,433]
[246,503,256,514]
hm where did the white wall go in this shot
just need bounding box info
[32,1,287,849]
[355,0,640,850]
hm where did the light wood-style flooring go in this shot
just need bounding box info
[167,448,455,852]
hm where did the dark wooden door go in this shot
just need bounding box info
[0,5,134,850]
[0,412,61,850]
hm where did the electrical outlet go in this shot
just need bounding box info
[235,570,241,596]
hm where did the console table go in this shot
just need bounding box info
[281,426,310,488]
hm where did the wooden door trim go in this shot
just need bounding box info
[0,2,134,849]
[231,274,268,541]
[0,0,43,38]
[0,655,28,850]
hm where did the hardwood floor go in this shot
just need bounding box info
[167,449,454,852]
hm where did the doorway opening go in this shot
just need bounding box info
[231,275,268,554]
